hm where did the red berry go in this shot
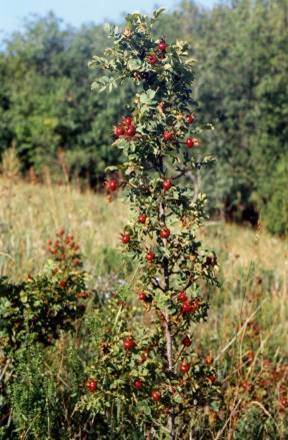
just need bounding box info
[114,126,125,138]
[158,40,168,52]
[186,114,194,124]
[160,227,170,239]
[133,378,143,390]
[181,301,194,314]
[163,131,173,142]
[178,291,187,302]
[86,378,97,393]
[162,179,172,191]
[179,359,191,374]
[185,137,194,148]
[121,232,131,244]
[146,251,155,263]
[207,374,217,384]
[151,390,161,401]
[59,280,66,288]
[125,124,136,137]
[182,336,192,347]
[123,116,133,126]
[185,137,199,148]
[138,291,147,301]
[106,179,118,192]
[138,214,147,224]
[123,337,136,351]
[147,54,158,65]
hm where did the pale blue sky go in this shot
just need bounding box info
[0,0,217,37]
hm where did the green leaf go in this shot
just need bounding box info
[151,8,165,23]
[127,59,142,71]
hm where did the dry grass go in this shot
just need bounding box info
[0,176,287,359]
[0,178,288,349]
[1,175,288,436]
[1,177,286,277]
[0,177,128,279]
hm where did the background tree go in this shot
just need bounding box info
[0,0,287,234]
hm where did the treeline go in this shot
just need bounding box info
[0,0,287,235]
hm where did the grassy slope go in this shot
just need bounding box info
[0,177,287,362]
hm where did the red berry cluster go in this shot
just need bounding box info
[162,119,198,148]
[177,290,201,315]
[86,368,162,402]
[110,336,164,402]
[114,116,136,139]
[185,137,199,148]
[147,38,169,65]
[47,230,82,268]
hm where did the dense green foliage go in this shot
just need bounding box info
[0,0,287,234]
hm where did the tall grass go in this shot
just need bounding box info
[1,176,287,436]
[1,175,287,347]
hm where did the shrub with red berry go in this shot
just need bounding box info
[0,230,89,434]
[86,9,219,437]
[47,229,83,270]
[1,230,87,353]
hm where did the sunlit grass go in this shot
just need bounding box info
[1,176,287,360]
[1,175,288,435]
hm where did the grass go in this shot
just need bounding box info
[1,177,286,279]
[0,176,128,280]
[1,175,288,436]
[1,175,287,350]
